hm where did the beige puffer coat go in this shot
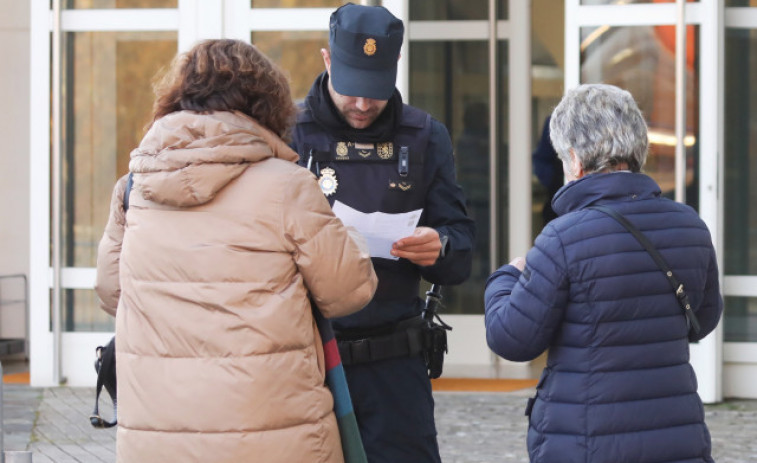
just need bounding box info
[95,110,377,463]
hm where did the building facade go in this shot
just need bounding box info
[1,0,755,402]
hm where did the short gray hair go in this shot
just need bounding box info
[549,84,648,174]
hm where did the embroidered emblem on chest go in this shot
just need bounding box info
[377,142,393,160]
[335,142,349,159]
[388,181,413,191]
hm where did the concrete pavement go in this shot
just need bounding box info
[2,384,756,462]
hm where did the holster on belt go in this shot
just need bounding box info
[337,315,451,380]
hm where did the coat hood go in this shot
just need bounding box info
[129,110,298,207]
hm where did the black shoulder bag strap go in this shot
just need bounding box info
[90,173,132,429]
[588,205,701,335]
[123,172,133,212]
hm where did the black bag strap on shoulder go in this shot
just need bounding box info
[123,172,133,212]
[90,336,117,428]
[588,205,701,334]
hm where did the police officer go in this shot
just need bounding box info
[291,3,475,463]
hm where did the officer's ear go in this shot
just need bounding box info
[321,48,331,74]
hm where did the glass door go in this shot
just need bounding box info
[722,0,757,399]
[405,0,533,377]
[564,0,723,402]
[31,1,179,386]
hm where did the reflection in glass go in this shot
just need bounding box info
[61,32,176,270]
[580,25,699,210]
[59,32,176,331]
[251,0,342,7]
[252,31,328,102]
[409,41,498,315]
[724,28,757,276]
[724,297,757,343]
[62,289,114,332]
[64,0,176,8]
[410,0,508,20]
[532,9,564,235]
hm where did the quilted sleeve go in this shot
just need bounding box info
[689,245,723,342]
[283,167,378,319]
[484,225,569,361]
[95,175,129,317]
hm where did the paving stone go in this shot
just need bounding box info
[0,385,754,462]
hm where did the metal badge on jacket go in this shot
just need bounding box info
[318,167,338,196]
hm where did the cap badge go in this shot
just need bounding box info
[318,167,338,196]
[363,38,377,56]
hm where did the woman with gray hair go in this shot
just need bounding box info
[484,84,722,463]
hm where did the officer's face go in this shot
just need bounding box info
[322,48,389,129]
[328,83,389,130]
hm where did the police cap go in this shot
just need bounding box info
[328,2,404,101]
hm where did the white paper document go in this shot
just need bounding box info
[332,200,423,260]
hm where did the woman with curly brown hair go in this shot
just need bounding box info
[95,39,377,463]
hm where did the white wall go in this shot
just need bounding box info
[0,0,30,340]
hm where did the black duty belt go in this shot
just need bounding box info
[337,321,425,366]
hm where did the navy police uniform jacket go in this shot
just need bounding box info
[292,72,472,463]
[484,172,722,463]
[292,72,475,332]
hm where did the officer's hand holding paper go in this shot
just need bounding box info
[332,200,422,261]
[391,227,444,267]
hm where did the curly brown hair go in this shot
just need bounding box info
[152,39,296,140]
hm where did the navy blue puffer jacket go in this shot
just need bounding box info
[485,172,722,463]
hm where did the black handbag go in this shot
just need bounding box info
[90,336,117,428]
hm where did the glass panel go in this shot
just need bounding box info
[410,0,508,20]
[724,297,757,342]
[496,41,510,269]
[409,40,496,315]
[581,0,674,4]
[60,32,176,332]
[580,25,700,210]
[724,28,757,275]
[60,31,177,272]
[499,0,508,20]
[62,289,114,332]
[251,0,342,7]
[532,0,565,233]
[252,31,328,102]
[411,1,486,20]
[64,0,176,8]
